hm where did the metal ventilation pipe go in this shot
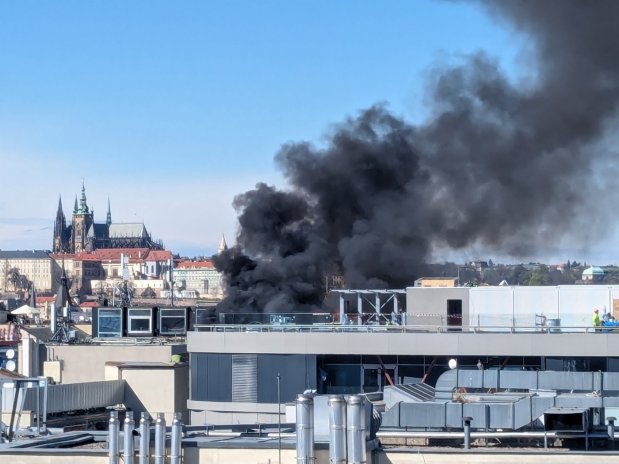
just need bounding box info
[328,395,347,464]
[154,413,166,464]
[463,416,473,450]
[108,410,120,464]
[346,395,366,464]
[296,394,315,464]
[123,411,135,463]
[170,412,183,464]
[138,412,151,464]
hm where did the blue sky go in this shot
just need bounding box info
[0,0,571,261]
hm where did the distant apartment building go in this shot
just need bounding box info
[0,250,60,293]
[173,260,223,299]
[52,248,172,296]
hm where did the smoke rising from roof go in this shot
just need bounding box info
[215,0,619,312]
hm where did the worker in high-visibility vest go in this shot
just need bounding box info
[593,309,601,327]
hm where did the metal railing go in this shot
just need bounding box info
[192,323,610,334]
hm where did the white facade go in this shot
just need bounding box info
[0,251,59,293]
[173,261,223,299]
[406,285,619,331]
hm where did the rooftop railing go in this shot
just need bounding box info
[192,323,610,334]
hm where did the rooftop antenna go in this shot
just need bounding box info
[116,253,132,307]
[169,257,175,307]
[50,264,75,343]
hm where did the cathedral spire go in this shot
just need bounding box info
[53,194,67,252]
[73,195,78,214]
[106,196,112,226]
[218,234,228,254]
[78,179,89,214]
[56,195,64,221]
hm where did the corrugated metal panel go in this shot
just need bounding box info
[555,393,602,409]
[488,403,514,429]
[514,396,533,430]
[603,372,619,391]
[532,394,556,421]
[462,403,488,429]
[445,402,463,428]
[482,370,498,389]
[399,402,446,428]
[499,370,538,390]
[434,369,456,391]
[232,354,257,402]
[538,371,593,391]
[603,397,619,407]
[458,370,483,389]
[381,401,400,428]
[3,380,125,414]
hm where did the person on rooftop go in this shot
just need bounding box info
[593,309,601,328]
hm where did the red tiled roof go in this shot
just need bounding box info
[36,296,56,304]
[92,248,151,260]
[145,250,172,261]
[176,260,215,270]
[54,248,171,264]
[75,252,101,261]
[80,301,99,308]
[50,253,76,259]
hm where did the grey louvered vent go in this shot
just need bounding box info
[232,354,257,402]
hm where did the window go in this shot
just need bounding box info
[98,308,123,337]
[128,308,152,334]
[159,309,187,335]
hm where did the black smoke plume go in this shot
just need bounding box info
[215,0,619,313]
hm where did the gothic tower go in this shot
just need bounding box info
[71,181,94,253]
[53,196,68,253]
[106,197,112,227]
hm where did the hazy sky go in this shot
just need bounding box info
[3,0,597,263]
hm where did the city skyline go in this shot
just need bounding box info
[1,1,617,265]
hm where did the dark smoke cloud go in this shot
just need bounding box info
[215,0,619,312]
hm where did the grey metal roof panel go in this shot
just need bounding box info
[0,250,51,259]
[109,223,148,238]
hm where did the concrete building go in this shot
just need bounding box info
[187,285,619,425]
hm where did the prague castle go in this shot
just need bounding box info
[52,182,163,253]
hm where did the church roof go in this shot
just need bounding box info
[583,266,605,276]
[87,223,108,239]
[109,223,148,238]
